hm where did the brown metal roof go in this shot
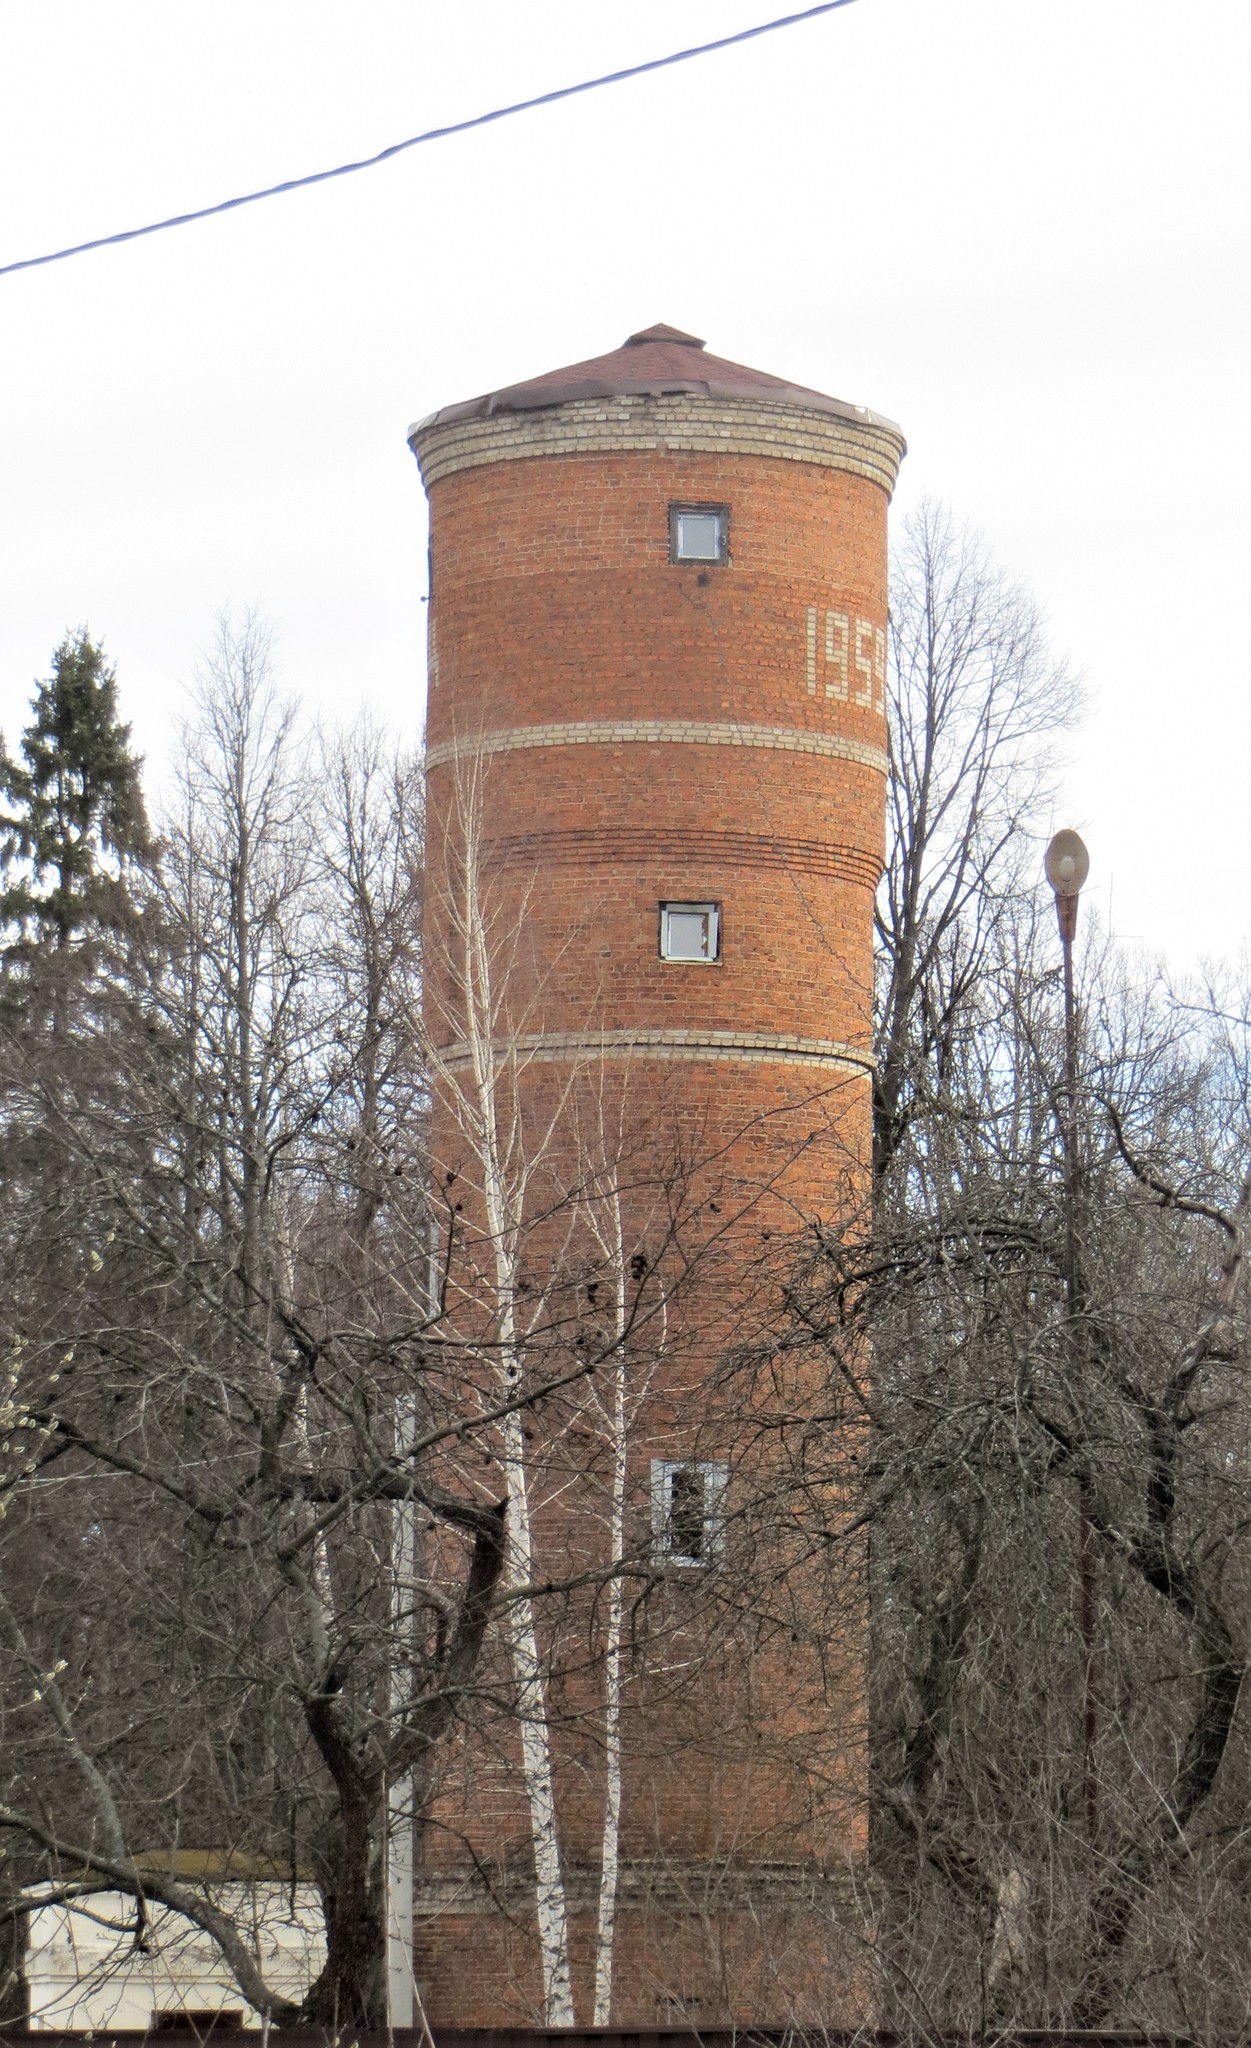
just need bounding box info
[419,322,899,434]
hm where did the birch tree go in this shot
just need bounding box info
[424,756,578,2024]
[424,757,721,2026]
[582,1171,635,2031]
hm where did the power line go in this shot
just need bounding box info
[1,0,858,281]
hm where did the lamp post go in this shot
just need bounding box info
[1044,829,1097,1854]
[1045,830,1089,1309]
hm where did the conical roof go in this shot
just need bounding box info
[420,323,898,432]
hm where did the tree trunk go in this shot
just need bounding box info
[302,1782,387,2028]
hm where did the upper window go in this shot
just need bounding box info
[670,504,729,564]
[660,902,720,962]
[652,1459,728,1568]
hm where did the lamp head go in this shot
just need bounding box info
[1045,829,1090,900]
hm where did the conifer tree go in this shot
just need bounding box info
[0,630,151,964]
[0,632,155,1306]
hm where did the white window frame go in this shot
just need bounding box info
[651,1458,728,1569]
[659,901,721,963]
[670,503,729,565]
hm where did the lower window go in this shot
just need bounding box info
[652,1458,728,1567]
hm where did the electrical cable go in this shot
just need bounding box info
[0,0,858,280]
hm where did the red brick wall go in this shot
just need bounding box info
[415,409,892,2028]
[424,449,886,1061]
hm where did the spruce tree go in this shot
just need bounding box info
[0,629,151,963]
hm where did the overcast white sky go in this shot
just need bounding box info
[1,0,1247,966]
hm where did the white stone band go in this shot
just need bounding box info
[412,393,906,496]
[431,1027,873,1075]
[425,720,887,776]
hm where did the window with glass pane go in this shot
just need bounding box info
[660,902,719,961]
[670,504,728,563]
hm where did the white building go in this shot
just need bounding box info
[24,1860,324,2032]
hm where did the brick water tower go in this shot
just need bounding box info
[409,325,904,2027]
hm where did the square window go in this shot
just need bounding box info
[652,1459,728,1568]
[670,504,728,564]
[660,902,720,962]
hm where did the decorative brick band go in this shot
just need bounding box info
[411,393,905,496]
[486,826,882,890]
[425,720,888,776]
[415,1857,857,1914]
[432,1027,873,1075]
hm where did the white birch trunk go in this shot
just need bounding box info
[592,1251,629,2025]
[499,1401,575,2025]
[454,822,575,2025]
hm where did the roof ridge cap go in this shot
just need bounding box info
[625,321,706,348]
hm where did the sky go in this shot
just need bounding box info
[1,0,1247,967]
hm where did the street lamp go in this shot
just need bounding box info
[1045,828,1090,944]
[1044,828,1097,1852]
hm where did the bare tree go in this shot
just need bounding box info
[859,923,1249,2038]
[0,633,747,2031]
[874,498,1081,1182]
[0,624,510,2027]
[713,505,1250,2039]
[769,582,1250,2038]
